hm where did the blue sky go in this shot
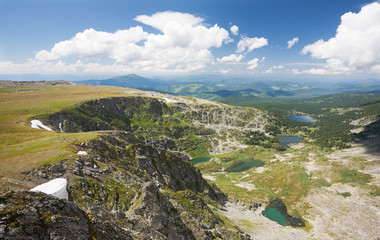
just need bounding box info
[0,0,379,80]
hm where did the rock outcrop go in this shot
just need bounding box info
[0,189,90,240]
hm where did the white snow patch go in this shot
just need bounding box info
[31,120,53,131]
[59,122,64,132]
[77,151,88,155]
[30,178,68,200]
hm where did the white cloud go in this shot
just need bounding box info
[266,65,285,73]
[217,54,244,63]
[301,2,380,74]
[219,69,231,74]
[0,59,133,74]
[0,60,81,74]
[237,36,268,53]
[230,25,239,35]
[371,64,380,74]
[135,11,203,32]
[31,11,231,74]
[35,27,147,62]
[287,37,299,49]
[247,58,260,70]
[291,68,331,75]
[137,11,230,50]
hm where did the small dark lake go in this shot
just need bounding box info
[277,135,303,148]
[225,159,264,172]
[191,157,210,165]
[287,115,316,122]
[262,198,305,227]
[262,208,288,226]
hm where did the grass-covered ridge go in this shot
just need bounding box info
[0,84,130,187]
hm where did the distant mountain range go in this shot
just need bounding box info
[74,74,380,100]
[75,74,170,91]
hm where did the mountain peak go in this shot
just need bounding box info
[76,74,166,89]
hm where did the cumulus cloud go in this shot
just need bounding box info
[301,2,380,74]
[237,36,268,53]
[230,25,239,35]
[265,65,285,73]
[287,37,299,49]
[136,11,230,50]
[247,58,260,70]
[35,27,147,62]
[219,69,231,74]
[0,59,135,74]
[217,54,244,63]
[135,11,203,31]
[291,68,331,75]
[0,60,79,74]
[32,11,231,73]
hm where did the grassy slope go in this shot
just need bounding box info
[0,85,128,187]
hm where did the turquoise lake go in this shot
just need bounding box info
[262,208,288,226]
[287,115,316,122]
[225,159,264,172]
[191,157,210,165]
[277,135,303,148]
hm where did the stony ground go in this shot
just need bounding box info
[213,138,380,240]
[219,202,309,240]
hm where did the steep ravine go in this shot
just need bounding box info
[2,95,269,239]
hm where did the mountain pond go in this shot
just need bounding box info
[262,198,305,227]
[191,157,211,165]
[225,159,265,172]
[277,135,304,148]
[287,115,316,122]
[262,208,288,226]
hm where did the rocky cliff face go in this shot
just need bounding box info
[69,131,242,239]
